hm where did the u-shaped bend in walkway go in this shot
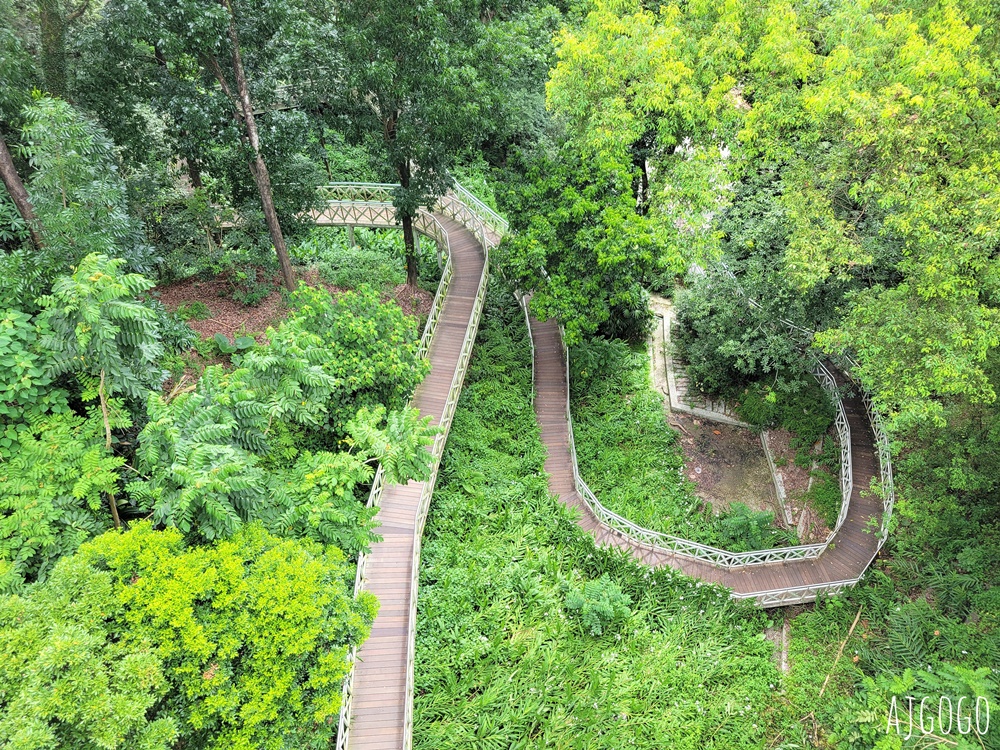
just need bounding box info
[319,185,891,749]
[526,315,887,607]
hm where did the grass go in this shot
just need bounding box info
[412,286,784,749]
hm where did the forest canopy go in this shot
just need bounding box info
[1,0,999,747]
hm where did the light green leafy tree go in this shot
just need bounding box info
[0,308,70,455]
[2,97,155,308]
[0,551,177,750]
[0,522,377,750]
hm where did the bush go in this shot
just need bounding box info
[564,573,632,636]
[285,284,428,433]
[804,468,841,528]
[292,227,405,290]
[735,378,835,462]
[0,523,378,750]
[714,502,797,553]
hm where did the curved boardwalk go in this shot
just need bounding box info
[528,314,884,606]
[319,185,888,748]
[318,204,486,750]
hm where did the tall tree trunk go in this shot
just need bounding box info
[0,134,43,250]
[397,160,419,288]
[38,0,68,98]
[185,156,204,189]
[402,213,418,288]
[224,6,296,291]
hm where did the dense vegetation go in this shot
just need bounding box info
[414,288,782,749]
[570,337,800,551]
[1,0,998,746]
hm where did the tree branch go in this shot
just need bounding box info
[66,0,91,22]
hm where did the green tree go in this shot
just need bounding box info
[333,0,486,287]
[1,97,156,307]
[0,522,378,750]
[38,253,165,401]
[501,146,669,343]
[283,285,429,432]
[0,409,125,593]
[90,0,329,291]
[0,550,177,749]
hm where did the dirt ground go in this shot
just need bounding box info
[765,429,833,544]
[670,411,781,519]
[154,267,433,342]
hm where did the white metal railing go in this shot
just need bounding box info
[321,181,503,750]
[717,263,895,543]
[812,361,854,535]
[863,391,896,545]
[519,293,855,570]
[731,578,858,607]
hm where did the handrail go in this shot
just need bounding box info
[717,261,895,546]
[321,180,502,750]
[520,297,855,569]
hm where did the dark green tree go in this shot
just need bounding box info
[333,0,486,287]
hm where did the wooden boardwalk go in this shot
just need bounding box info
[327,213,485,750]
[528,314,884,603]
[320,186,887,748]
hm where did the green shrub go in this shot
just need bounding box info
[38,253,165,400]
[734,381,778,427]
[564,573,632,636]
[285,284,428,433]
[804,468,841,528]
[0,309,70,454]
[175,301,211,320]
[292,227,405,290]
[714,502,798,553]
[0,522,378,750]
[0,410,126,592]
[229,264,272,306]
[775,380,835,457]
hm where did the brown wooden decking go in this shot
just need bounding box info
[323,212,485,750]
[528,313,884,602]
[323,191,884,747]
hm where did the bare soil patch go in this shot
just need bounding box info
[765,429,833,543]
[387,283,433,318]
[154,268,430,342]
[154,271,288,341]
[671,412,781,520]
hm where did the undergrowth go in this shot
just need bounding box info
[413,287,783,749]
[569,337,796,552]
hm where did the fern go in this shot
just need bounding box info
[0,410,123,592]
[129,389,272,542]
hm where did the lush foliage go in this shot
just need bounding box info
[570,336,798,551]
[0,410,125,593]
[1,97,156,310]
[292,227,406,291]
[414,289,781,749]
[282,285,429,433]
[39,253,165,400]
[0,523,377,750]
